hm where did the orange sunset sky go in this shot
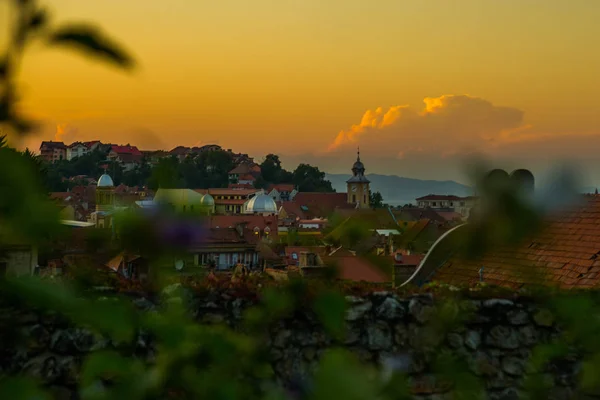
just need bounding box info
[5,0,600,184]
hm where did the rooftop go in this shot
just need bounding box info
[431,196,600,289]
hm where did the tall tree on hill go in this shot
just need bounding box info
[370,191,385,208]
[260,154,293,184]
[195,150,233,188]
[148,156,182,190]
[292,163,334,192]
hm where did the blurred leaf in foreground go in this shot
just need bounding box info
[46,24,135,69]
[311,349,379,400]
[313,290,346,341]
[0,378,50,400]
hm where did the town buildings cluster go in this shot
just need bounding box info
[4,143,482,286]
[21,141,595,292]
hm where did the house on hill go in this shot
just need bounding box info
[40,141,67,163]
[415,195,478,220]
[267,184,297,202]
[190,215,277,270]
[108,145,143,172]
[66,142,88,160]
[228,163,261,183]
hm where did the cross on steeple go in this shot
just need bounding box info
[357,146,360,161]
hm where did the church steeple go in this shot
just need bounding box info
[346,149,370,208]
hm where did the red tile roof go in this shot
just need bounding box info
[110,145,142,156]
[238,174,256,181]
[229,163,261,175]
[290,192,351,218]
[416,194,465,201]
[326,256,389,283]
[194,188,261,197]
[197,215,278,247]
[229,183,255,190]
[82,140,100,148]
[395,207,447,224]
[40,141,66,150]
[50,192,72,201]
[169,146,191,156]
[392,251,425,266]
[277,201,306,220]
[209,215,277,230]
[432,196,600,289]
[436,211,463,221]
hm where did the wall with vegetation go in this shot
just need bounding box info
[1,282,593,400]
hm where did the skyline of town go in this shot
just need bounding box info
[9,0,600,184]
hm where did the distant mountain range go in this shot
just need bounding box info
[326,174,474,206]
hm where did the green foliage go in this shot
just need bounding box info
[292,163,334,192]
[369,191,385,208]
[311,349,380,400]
[4,2,600,400]
[260,154,293,185]
[312,290,346,340]
[0,377,50,400]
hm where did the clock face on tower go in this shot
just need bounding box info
[351,185,357,192]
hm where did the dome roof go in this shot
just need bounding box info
[246,194,277,214]
[352,160,364,171]
[97,174,114,187]
[200,193,215,206]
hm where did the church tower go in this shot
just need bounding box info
[96,173,115,212]
[346,149,370,209]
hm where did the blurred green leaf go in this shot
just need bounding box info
[0,378,50,400]
[434,350,484,400]
[581,353,600,392]
[46,24,135,69]
[3,276,135,342]
[313,291,346,341]
[311,349,379,400]
[80,351,147,400]
[262,287,294,319]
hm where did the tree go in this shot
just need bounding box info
[370,191,385,208]
[196,150,234,188]
[253,175,267,189]
[292,163,334,192]
[148,156,182,190]
[260,154,293,184]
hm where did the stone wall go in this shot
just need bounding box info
[0,289,584,400]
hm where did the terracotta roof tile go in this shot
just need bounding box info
[323,255,389,283]
[432,196,600,289]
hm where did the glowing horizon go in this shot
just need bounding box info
[6,0,600,182]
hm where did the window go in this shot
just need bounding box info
[432,202,437,207]
[460,202,465,206]
[183,205,187,212]
[291,253,298,260]
[352,195,356,203]
[450,202,453,207]
[364,194,367,203]
[190,205,194,211]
